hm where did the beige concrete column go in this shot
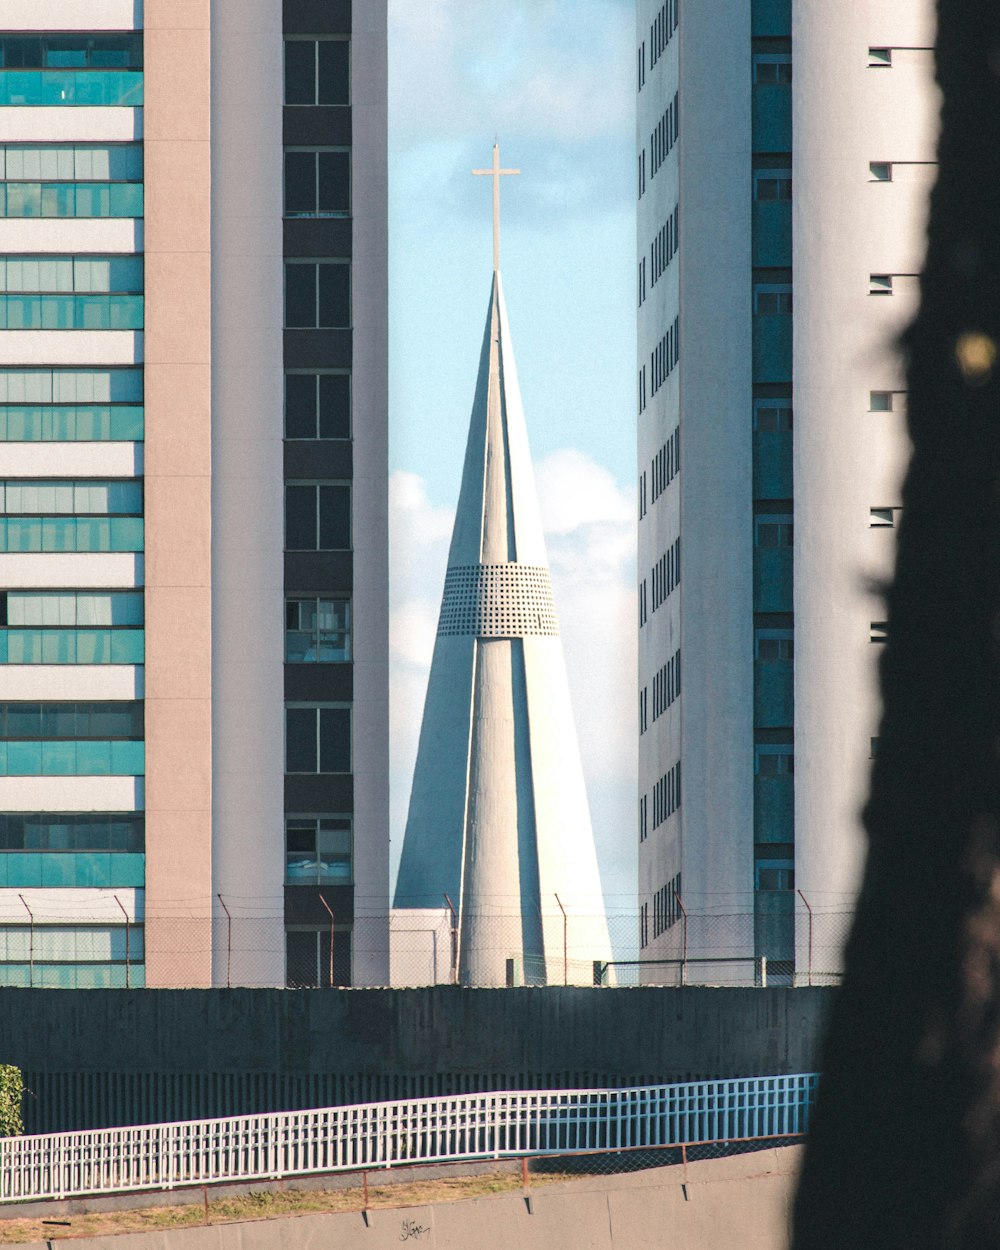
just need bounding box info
[142,0,213,986]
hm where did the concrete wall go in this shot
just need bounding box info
[0,986,833,1132]
[15,1147,801,1250]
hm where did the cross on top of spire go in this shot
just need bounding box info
[472,142,519,273]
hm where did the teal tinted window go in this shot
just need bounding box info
[0,256,143,293]
[0,183,143,217]
[0,71,143,107]
[0,740,142,775]
[0,812,144,852]
[0,404,142,440]
[0,144,142,180]
[0,294,143,329]
[0,629,144,664]
[0,367,142,401]
[0,517,143,552]
[0,480,141,513]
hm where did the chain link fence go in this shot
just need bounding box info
[0,899,853,988]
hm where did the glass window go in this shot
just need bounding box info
[869,162,892,182]
[754,515,793,547]
[284,39,349,106]
[753,399,792,432]
[284,150,350,217]
[756,859,795,890]
[752,54,792,84]
[285,262,350,328]
[285,705,351,773]
[755,630,794,660]
[870,391,894,411]
[285,372,350,440]
[753,284,792,315]
[754,745,794,776]
[753,170,791,201]
[286,927,351,988]
[285,482,350,550]
[285,597,350,662]
[285,815,352,884]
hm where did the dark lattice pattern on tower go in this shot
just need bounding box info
[437,563,560,637]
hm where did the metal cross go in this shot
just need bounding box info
[472,142,520,272]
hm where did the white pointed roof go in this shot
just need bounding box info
[447,272,550,570]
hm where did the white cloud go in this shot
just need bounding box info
[388,452,637,904]
[388,0,633,148]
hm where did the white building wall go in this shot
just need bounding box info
[793,3,938,952]
[209,0,286,986]
[637,0,754,981]
[350,0,391,986]
[638,0,936,983]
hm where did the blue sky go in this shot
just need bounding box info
[388,0,639,912]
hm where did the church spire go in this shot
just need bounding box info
[394,146,612,988]
[472,141,519,272]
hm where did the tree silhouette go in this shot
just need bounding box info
[791,3,1000,1246]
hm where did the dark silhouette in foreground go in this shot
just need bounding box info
[792,3,1000,1246]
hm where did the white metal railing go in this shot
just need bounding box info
[0,1073,819,1204]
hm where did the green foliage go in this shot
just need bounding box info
[0,1063,23,1136]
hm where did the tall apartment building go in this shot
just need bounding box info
[636,0,936,981]
[0,0,389,989]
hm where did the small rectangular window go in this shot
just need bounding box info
[869,274,893,296]
[753,170,792,201]
[286,814,352,884]
[285,262,350,329]
[869,507,898,527]
[756,859,795,890]
[286,597,351,662]
[752,54,792,85]
[284,39,350,107]
[754,514,793,547]
[755,630,794,660]
[753,284,793,316]
[869,162,893,182]
[285,372,350,440]
[868,47,892,67]
[870,622,889,642]
[285,482,351,550]
[284,149,350,218]
[755,745,794,776]
[870,390,894,411]
[285,705,351,774]
[753,399,793,432]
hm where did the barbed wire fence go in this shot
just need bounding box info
[0,891,854,989]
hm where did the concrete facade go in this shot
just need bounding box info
[636,0,937,982]
[0,1,390,989]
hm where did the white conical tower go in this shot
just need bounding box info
[394,145,613,986]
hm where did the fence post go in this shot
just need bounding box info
[18,894,33,988]
[443,893,458,984]
[797,889,813,986]
[676,894,688,985]
[319,894,335,986]
[113,894,130,989]
[555,894,568,985]
[217,894,232,988]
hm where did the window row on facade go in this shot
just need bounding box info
[653,869,682,938]
[651,536,680,612]
[652,759,681,830]
[652,425,680,500]
[650,315,680,396]
[652,649,681,721]
[649,91,679,180]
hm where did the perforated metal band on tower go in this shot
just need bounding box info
[437,563,560,637]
